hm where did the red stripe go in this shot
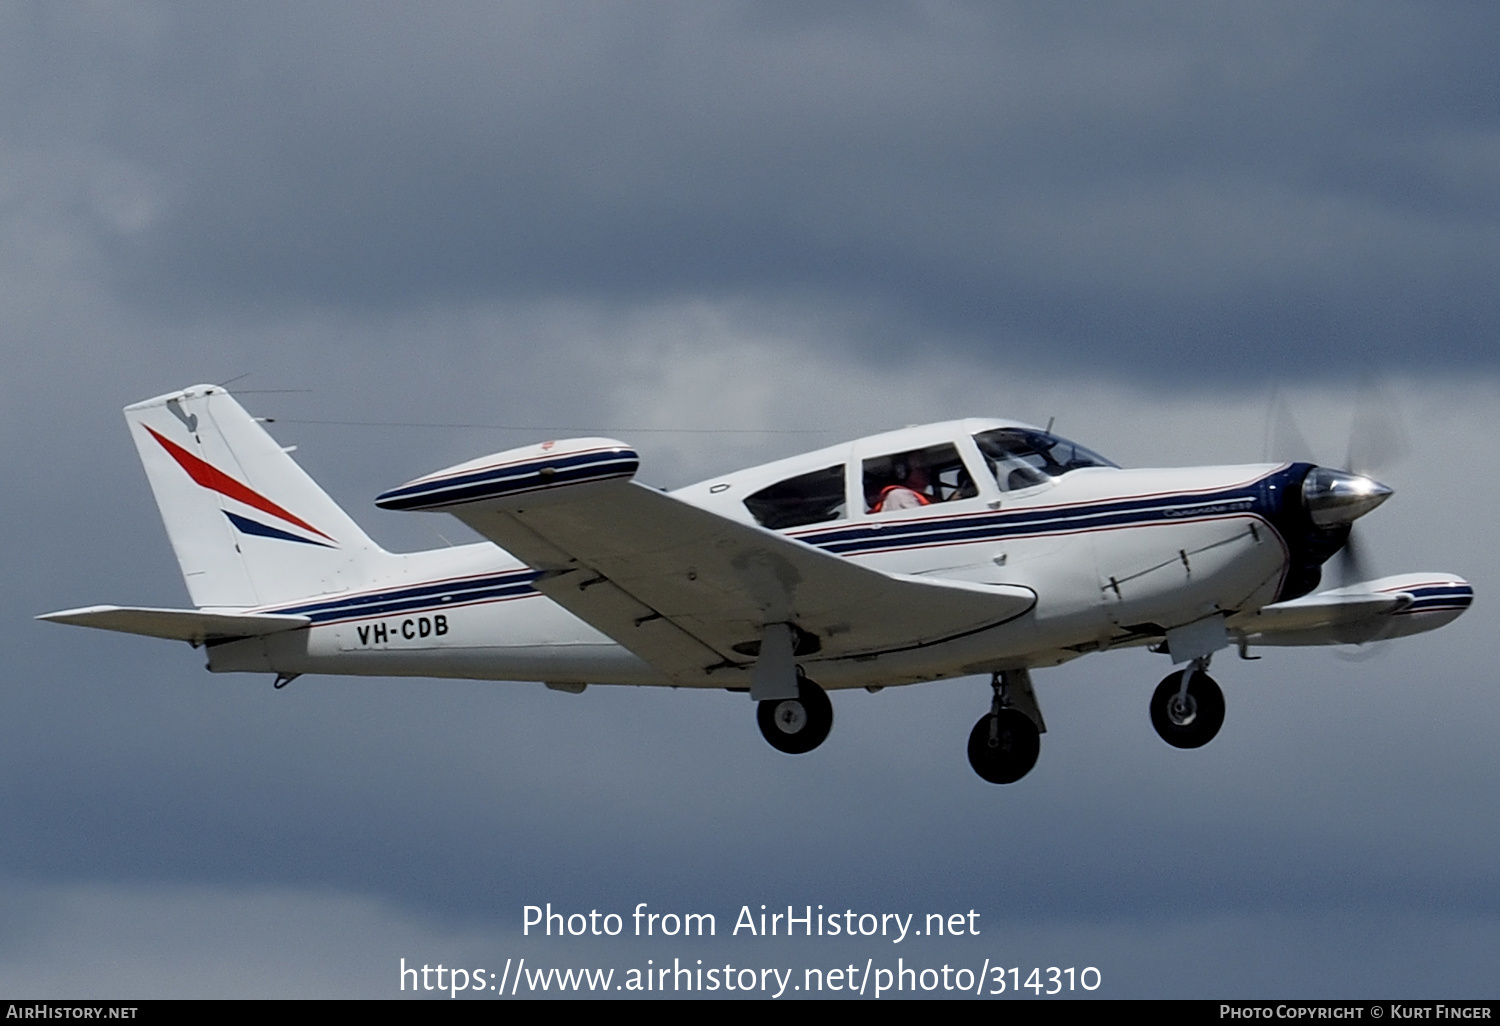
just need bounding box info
[144,425,335,542]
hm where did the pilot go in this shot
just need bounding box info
[871,455,933,512]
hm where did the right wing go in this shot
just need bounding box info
[1228,574,1473,647]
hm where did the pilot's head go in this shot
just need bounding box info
[895,453,929,490]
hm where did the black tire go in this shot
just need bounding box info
[757,677,833,754]
[966,708,1041,784]
[1150,670,1225,749]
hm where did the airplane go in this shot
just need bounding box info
[40,385,1473,784]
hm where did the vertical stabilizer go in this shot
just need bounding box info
[125,386,392,608]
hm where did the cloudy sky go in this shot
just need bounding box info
[3,0,1497,999]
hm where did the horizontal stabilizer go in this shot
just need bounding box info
[37,605,311,645]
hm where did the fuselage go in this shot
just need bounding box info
[206,418,1305,691]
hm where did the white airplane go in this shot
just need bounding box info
[41,385,1472,783]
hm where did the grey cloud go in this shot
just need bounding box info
[4,2,1499,997]
[6,341,1497,996]
[7,2,1498,380]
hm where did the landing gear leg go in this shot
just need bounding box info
[757,675,833,754]
[967,671,1041,784]
[1150,657,1225,748]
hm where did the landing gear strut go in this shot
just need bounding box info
[757,675,833,754]
[967,671,1041,784]
[1150,659,1225,748]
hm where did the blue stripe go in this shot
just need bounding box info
[270,569,542,623]
[377,449,638,511]
[278,569,540,612]
[1405,586,1472,598]
[1399,585,1473,613]
[802,484,1265,556]
[224,511,335,548]
[320,478,1280,627]
[300,583,535,624]
[274,471,1458,632]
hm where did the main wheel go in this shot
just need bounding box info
[1150,670,1225,749]
[967,709,1041,784]
[757,677,833,754]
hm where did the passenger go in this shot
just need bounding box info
[871,457,933,512]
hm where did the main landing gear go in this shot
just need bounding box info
[750,661,1225,772]
[1149,658,1225,749]
[967,670,1042,784]
[757,675,834,754]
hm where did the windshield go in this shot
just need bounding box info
[973,427,1118,491]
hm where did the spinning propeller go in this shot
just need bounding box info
[1266,382,1408,588]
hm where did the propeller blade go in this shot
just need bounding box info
[1334,527,1369,587]
[1265,389,1317,464]
[1346,380,1409,477]
[1333,639,1391,662]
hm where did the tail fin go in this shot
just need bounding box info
[126,385,392,608]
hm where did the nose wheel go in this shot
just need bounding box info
[1150,665,1225,748]
[757,676,833,754]
[967,670,1042,784]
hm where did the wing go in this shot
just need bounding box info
[38,605,311,645]
[378,440,1035,687]
[1228,574,1473,647]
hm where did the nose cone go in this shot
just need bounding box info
[1302,467,1394,528]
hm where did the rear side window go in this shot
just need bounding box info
[743,465,847,530]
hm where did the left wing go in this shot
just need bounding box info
[378,440,1036,686]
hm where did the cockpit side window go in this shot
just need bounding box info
[743,465,847,530]
[973,428,1117,492]
[863,443,977,513]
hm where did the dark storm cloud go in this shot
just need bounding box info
[11,1,1499,380]
[4,2,1499,997]
[7,360,1496,936]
